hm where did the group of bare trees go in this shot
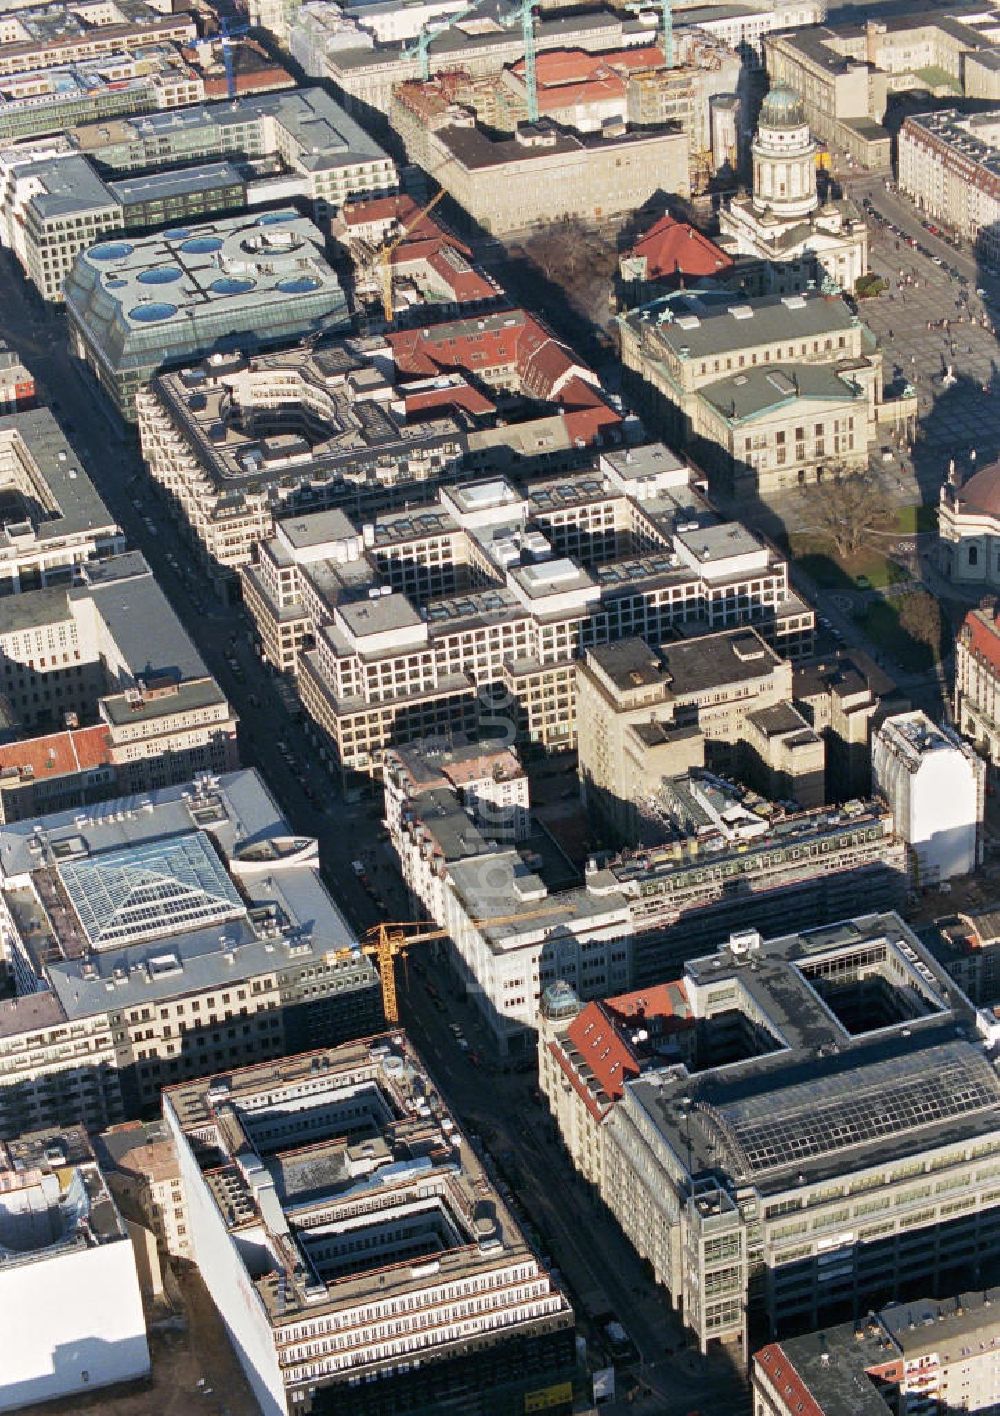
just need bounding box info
[810,469,942,656]
[810,469,892,558]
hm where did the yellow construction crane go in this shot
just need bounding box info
[379,189,446,323]
[339,905,573,1024]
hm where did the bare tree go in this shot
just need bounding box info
[811,471,893,558]
[898,588,942,653]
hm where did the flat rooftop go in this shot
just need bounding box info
[622,290,859,361]
[69,209,342,333]
[0,407,118,547]
[0,769,377,1025]
[659,627,781,696]
[164,1034,573,1331]
[626,912,984,1193]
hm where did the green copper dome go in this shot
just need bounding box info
[759,85,806,129]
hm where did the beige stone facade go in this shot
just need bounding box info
[899,109,1000,264]
[576,630,824,845]
[955,605,1000,769]
[617,289,889,496]
[390,90,689,234]
[242,453,814,781]
[719,86,868,294]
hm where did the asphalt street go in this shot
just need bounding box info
[0,253,758,1413]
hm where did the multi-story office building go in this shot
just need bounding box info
[956,602,1000,769]
[0,46,204,144]
[388,740,904,1050]
[617,288,894,496]
[542,912,1000,1355]
[96,1117,191,1261]
[753,1289,1000,1416]
[386,751,633,1054]
[576,631,825,843]
[0,340,34,415]
[65,210,350,419]
[584,794,907,981]
[0,1124,149,1411]
[793,653,901,801]
[0,406,122,593]
[71,88,397,218]
[0,769,381,1139]
[384,733,531,843]
[0,549,238,792]
[138,313,621,596]
[296,5,655,123]
[137,342,468,596]
[927,910,1000,1009]
[401,36,740,191]
[164,1036,577,1416]
[899,108,1000,267]
[0,2,196,78]
[242,448,813,780]
[872,710,984,883]
[719,86,868,294]
[672,0,824,72]
[390,85,690,234]
[0,149,253,303]
[765,9,1000,169]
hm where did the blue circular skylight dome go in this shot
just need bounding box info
[164,227,191,240]
[180,235,223,255]
[277,276,320,294]
[257,212,292,226]
[105,277,127,289]
[138,266,183,286]
[210,277,255,295]
[129,302,177,323]
[90,241,134,262]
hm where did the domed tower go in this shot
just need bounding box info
[751,86,818,222]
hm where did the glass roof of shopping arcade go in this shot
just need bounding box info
[703,1042,1000,1179]
[58,830,245,950]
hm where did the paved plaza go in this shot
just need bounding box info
[865,233,1000,488]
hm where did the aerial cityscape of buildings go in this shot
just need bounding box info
[1,0,1000,1412]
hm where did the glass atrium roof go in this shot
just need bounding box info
[705,1043,1000,1178]
[58,831,245,950]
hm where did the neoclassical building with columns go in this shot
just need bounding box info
[720,85,868,294]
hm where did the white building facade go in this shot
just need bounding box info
[0,1128,149,1413]
[872,710,984,882]
[719,85,868,294]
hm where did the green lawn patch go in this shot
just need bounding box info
[790,533,910,589]
[893,504,937,534]
[914,65,961,92]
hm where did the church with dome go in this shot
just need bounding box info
[719,85,868,295]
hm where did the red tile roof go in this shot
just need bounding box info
[561,379,622,445]
[0,724,112,782]
[393,240,498,304]
[404,381,496,419]
[753,1345,826,1416]
[559,981,691,1119]
[963,607,1000,675]
[628,214,734,281]
[566,1000,640,1107]
[512,46,663,87]
[388,311,618,445]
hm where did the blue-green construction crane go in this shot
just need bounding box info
[403,0,540,123]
